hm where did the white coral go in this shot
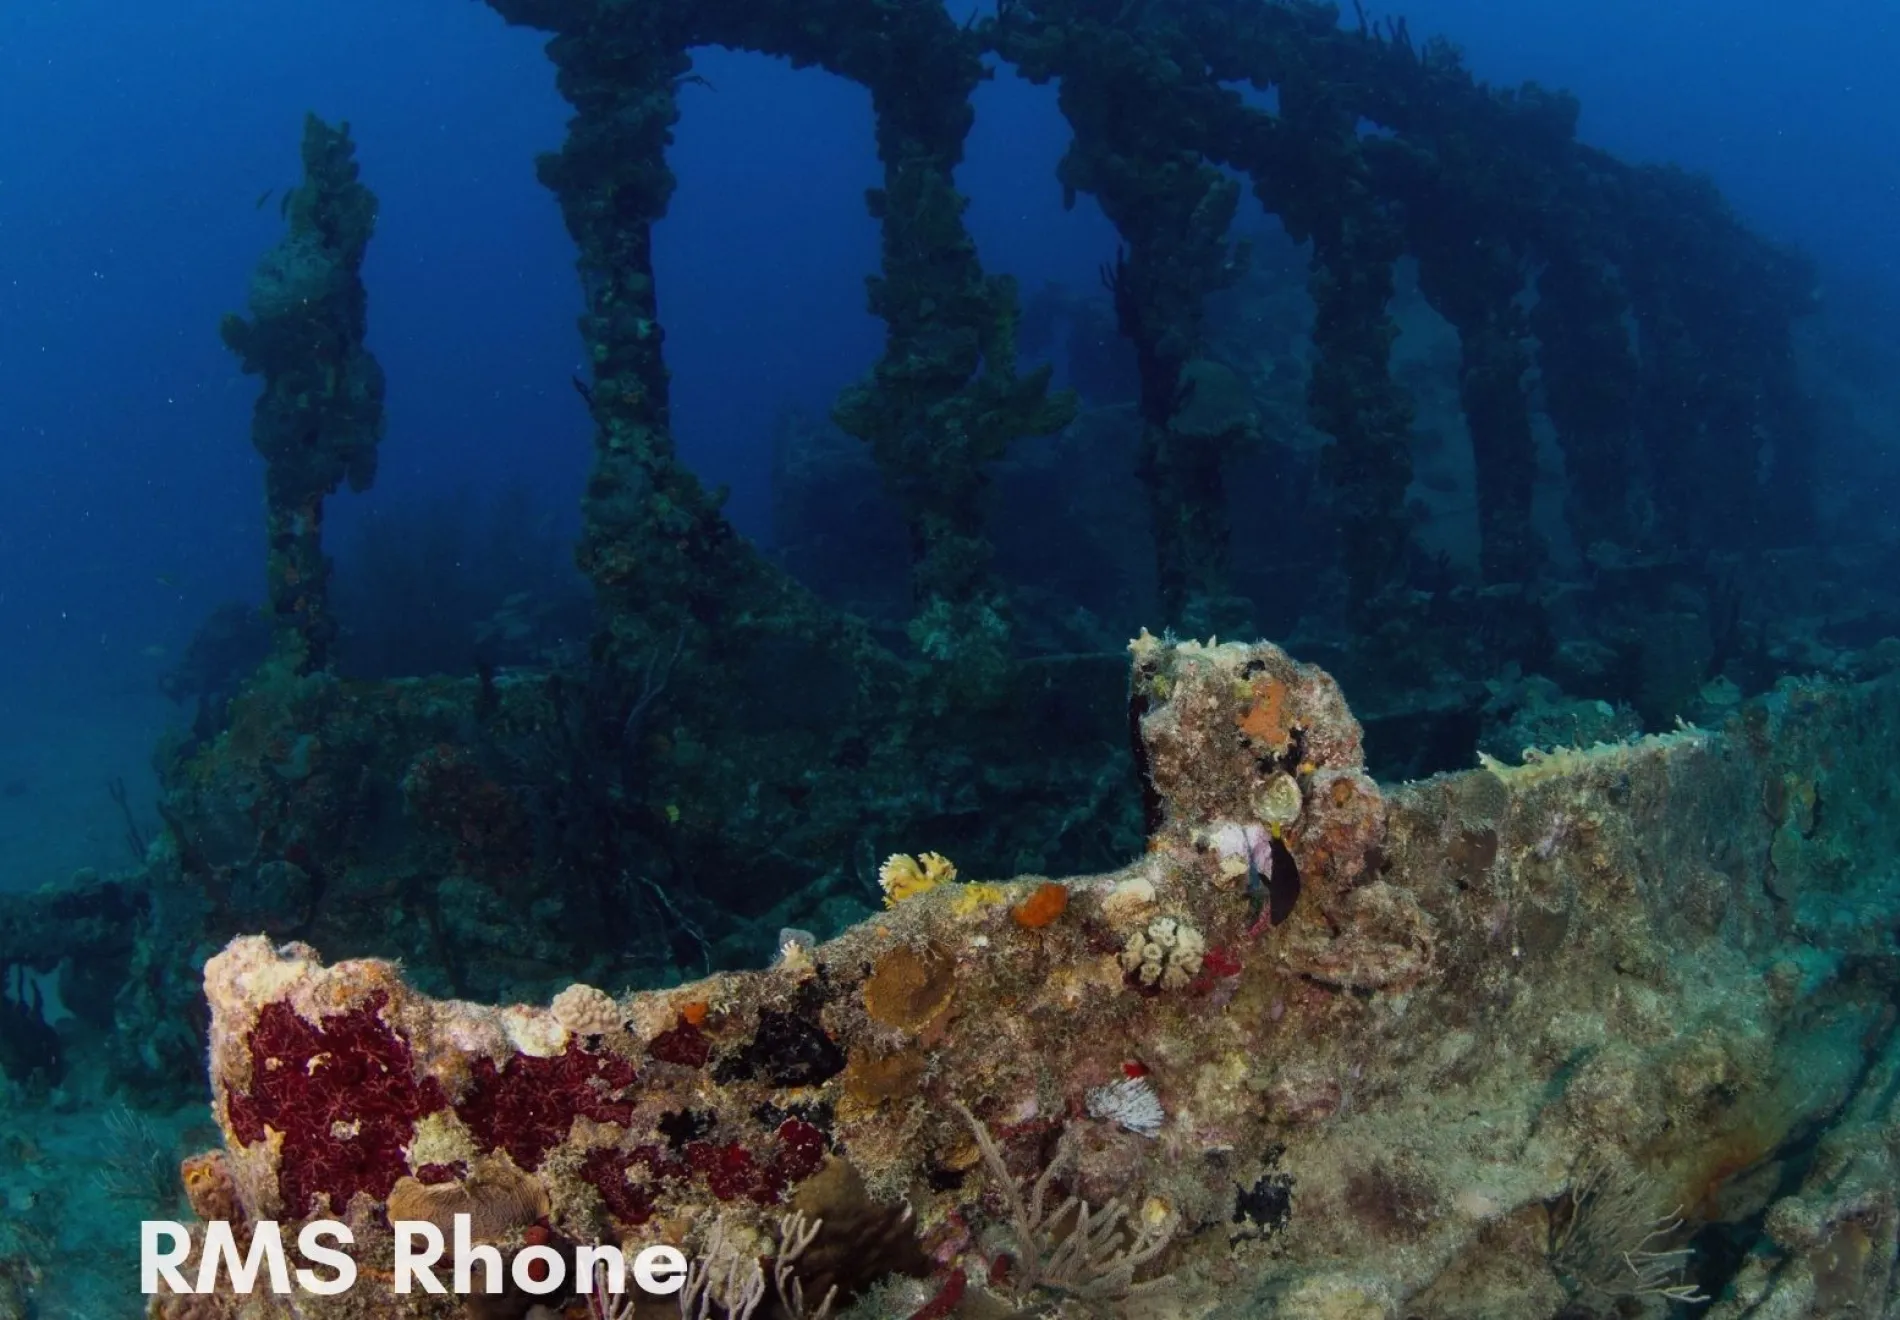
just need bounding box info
[550,983,622,1040]
[1119,916,1206,990]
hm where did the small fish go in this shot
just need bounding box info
[1244,835,1302,937]
[156,573,178,589]
[253,187,275,210]
[141,644,168,660]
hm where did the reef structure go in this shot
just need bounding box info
[154,636,1900,1318]
[485,0,1814,648]
[128,0,1843,1073]
[219,114,386,674]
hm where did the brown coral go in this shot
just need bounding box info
[181,1151,240,1225]
[863,943,956,1031]
[842,1049,927,1110]
[788,1156,933,1305]
[384,1156,549,1240]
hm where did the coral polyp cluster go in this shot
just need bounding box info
[1119,916,1206,990]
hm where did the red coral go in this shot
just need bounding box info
[648,1017,711,1068]
[521,1225,554,1283]
[579,1147,660,1225]
[630,1144,686,1178]
[687,1141,765,1201]
[1204,946,1243,977]
[456,1044,638,1170]
[908,1269,967,1320]
[223,990,447,1217]
[1191,945,1244,993]
[582,1120,828,1223]
[766,1118,828,1187]
[688,1119,833,1205]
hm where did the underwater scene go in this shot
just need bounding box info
[2,0,1899,1315]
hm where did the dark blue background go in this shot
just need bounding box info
[1,0,1892,692]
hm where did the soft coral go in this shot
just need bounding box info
[224,990,447,1216]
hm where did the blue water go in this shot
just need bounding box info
[2,0,1894,712]
[2,3,1899,1315]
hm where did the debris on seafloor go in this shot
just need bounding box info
[150,635,1900,1318]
